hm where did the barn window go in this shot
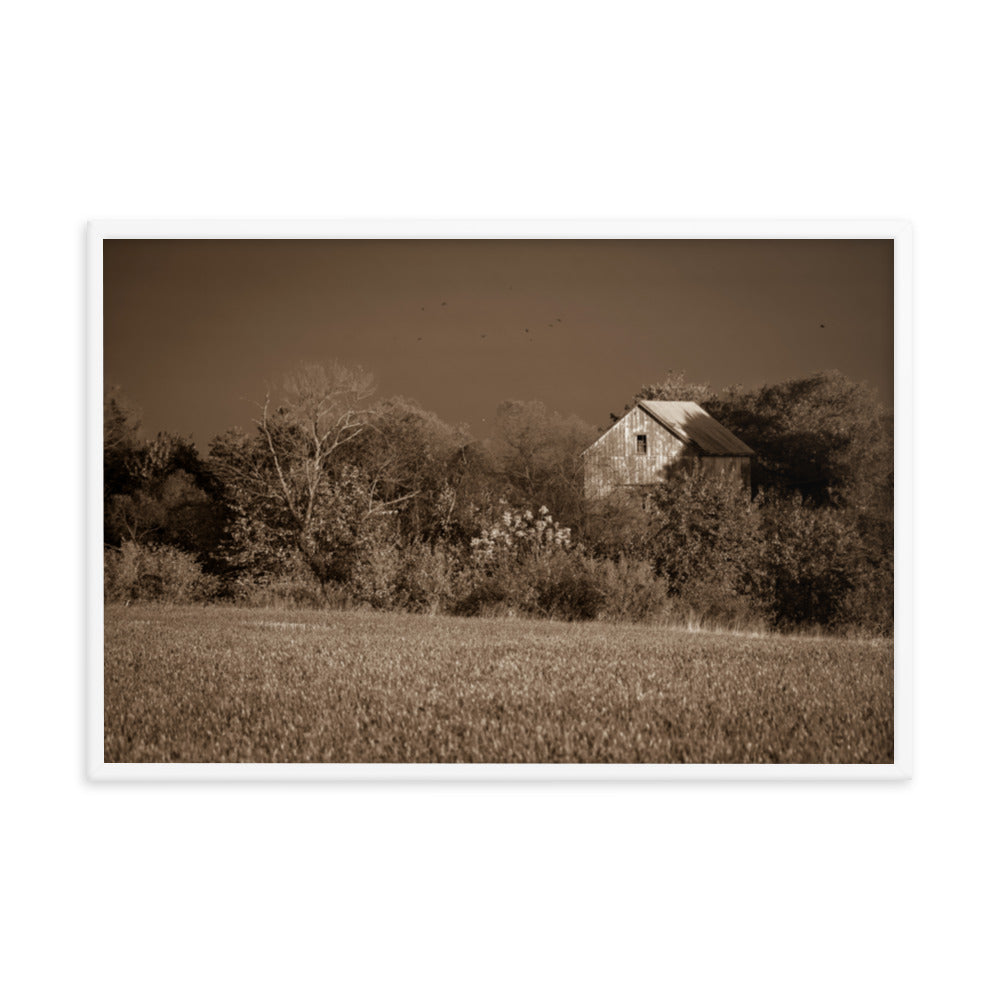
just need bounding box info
[636,434,647,455]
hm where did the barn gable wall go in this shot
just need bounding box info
[584,406,692,499]
[583,407,751,500]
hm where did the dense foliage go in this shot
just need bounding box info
[104,364,893,634]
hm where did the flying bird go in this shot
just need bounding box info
[820,323,825,328]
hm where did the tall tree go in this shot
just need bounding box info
[631,369,714,407]
[707,370,891,507]
[605,370,715,428]
[708,370,893,631]
[108,432,223,551]
[103,387,143,504]
[490,400,595,528]
[209,362,406,589]
[345,396,466,541]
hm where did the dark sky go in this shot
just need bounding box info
[104,238,893,450]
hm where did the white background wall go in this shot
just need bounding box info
[3,2,996,997]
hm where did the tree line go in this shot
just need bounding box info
[104,363,893,633]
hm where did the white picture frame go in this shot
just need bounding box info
[88,219,912,781]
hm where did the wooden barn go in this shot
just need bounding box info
[583,400,754,501]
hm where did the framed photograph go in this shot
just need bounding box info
[88,220,911,780]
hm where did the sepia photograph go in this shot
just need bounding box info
[91,222,906,776]
[15,3,1000,994]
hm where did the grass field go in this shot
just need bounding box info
[104,605,893,764]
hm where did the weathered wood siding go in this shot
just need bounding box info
[584,407,690,499]
[583,409,751,499]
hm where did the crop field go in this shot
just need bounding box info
[104,606,893,764]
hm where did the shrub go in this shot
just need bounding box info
[453,547,604,621]
[757,497,866,628]
[525,550,603,621]
[595,557,671,622]
[455,502,588,619]
[394,541,457,613]
[105,541,216,603]
[580,492,661,561]
[350,542,403,610]
[451,576,518,618]
[219,547,333,608]
[648,471,763,598]
[833,571,893,636]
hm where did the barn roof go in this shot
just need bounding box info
[637,400,755,456]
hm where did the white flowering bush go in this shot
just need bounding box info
[454,503,604,619]
[469,502,572,565]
